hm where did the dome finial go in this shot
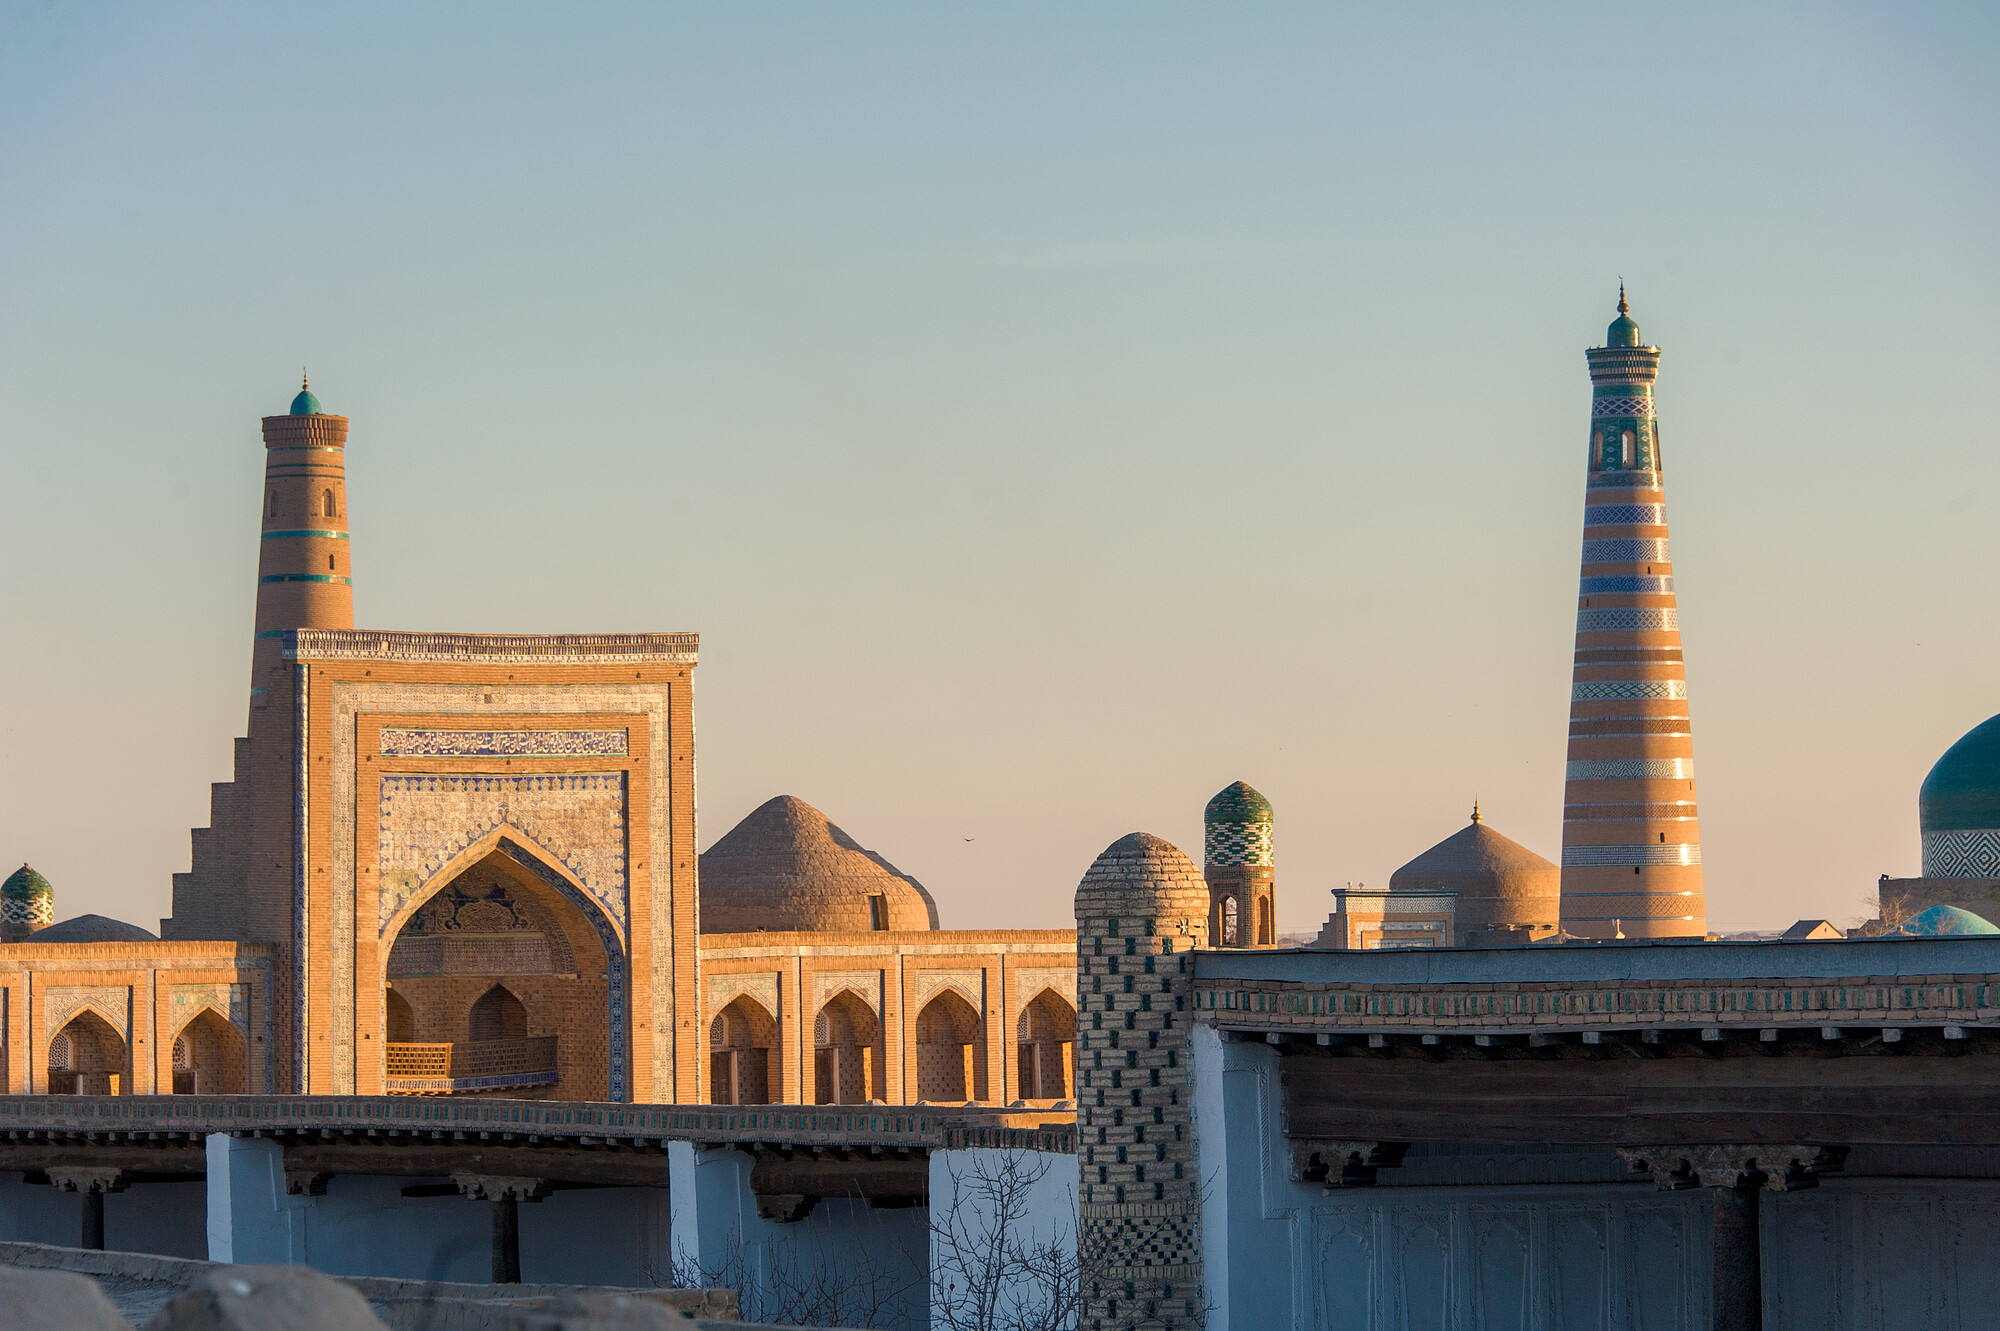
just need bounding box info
[1617,280,1628,316]
[1470,799,1481,825]
[302,367,309,391]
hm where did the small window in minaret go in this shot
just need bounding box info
[322,489,336,518]
[267,491,277,517]
[1591,429,1603,468]
[1222,896,1239,946]
[1620,430,1635,468]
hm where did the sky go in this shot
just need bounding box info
[2,3,1997,937]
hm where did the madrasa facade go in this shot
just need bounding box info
[0,395,1284,1104]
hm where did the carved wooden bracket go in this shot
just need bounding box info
[755,1192,821,1224]
[285,1168,331,1197]
[1290,1139,1409,1188]
[45,1167,125,1195]
[1617,1145,1848,1192]
[451,1173,551,1202]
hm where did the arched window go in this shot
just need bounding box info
[322,488,336,518]
[1257,896,1273,946]
[267,491,278,517]
[468,985,527,1041]
[48,1031,71,1071]
[1620,430,1635,468]
[1591,428,1603,468]
[1222,895,1239,946]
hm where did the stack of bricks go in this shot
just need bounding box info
[1074,833,1207,1331]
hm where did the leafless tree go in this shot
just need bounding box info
[931,1150,1079,1331]
[1850,879,1916,936]
[662,1199,923,1328]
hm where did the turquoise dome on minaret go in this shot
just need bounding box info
[1,863,54,937]
[290,370,321,416]
[1204,780,1273,868]
[1606,285,1641,348]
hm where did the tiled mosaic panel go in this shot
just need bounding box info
[1590,395,1655,417]
[1583,504,1667,527]
[1204,821,1274,868]
[1922,829,2000,879]
[1588,469,1662,490]
[0,895,53,926]
[1578,575,1674,595]
[1561,843,1702,867]
[1571,681,1688,702]
[378,728,629,758]
[1581,538,1671,564]
[1576,607,1679,633]
[1566,758,1694,781]
[377,774,629,935]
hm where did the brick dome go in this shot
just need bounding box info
[699,795,939,933]
[1390,812,1560,936]
[1074,832,1209,927]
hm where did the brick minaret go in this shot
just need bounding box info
[1076,833,1206,1330]
[1559,291,1706,939]
[250,373,352,709]
[1202,781,1275,947]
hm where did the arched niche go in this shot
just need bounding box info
[1015,988,1076,1102]
[812,990,882,1105]
[381,840,618,1100]
[709,994,778,1105]
[171,1008,247,1095]
[915,990,987,1104]
[49,1010,127,1096]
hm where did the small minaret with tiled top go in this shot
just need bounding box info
[250,373,353,712]
[1560,290,1706,939]
[1075,832,1207,1331]
[1203,781,1275,946]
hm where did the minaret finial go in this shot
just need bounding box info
[301,367,309,391]
[1617,281,1628,315]
[1470,799,1481,825]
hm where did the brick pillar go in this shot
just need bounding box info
[1075,833,1208,1330]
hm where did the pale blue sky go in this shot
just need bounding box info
[2,3,1997,935]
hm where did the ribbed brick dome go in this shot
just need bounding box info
[1073,832,1209,925]
[699,795,939,933]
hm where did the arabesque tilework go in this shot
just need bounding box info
[377,729,629,758]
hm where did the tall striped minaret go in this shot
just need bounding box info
[1559,290,1705,939]
[249,373,352,714]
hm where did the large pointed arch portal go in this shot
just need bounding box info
[380,832,630,1102]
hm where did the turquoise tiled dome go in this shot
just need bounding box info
[1204,781,1272,826]
[1607,287,1641,348]
[1897,904,2000,937]
[290,371,320,416]
[1920,713,2000,833]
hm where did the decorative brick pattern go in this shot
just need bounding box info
[1560,843,1702,867]
[914,968,983,1014]
[1576,607,1679,633]
[378,729,629,758]
[1075,834,1207,1330]
[1590,395,1654,417]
